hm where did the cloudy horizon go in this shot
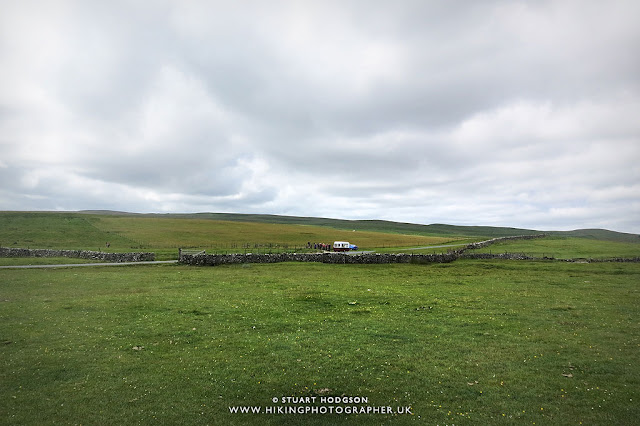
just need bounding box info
[1,0,639,234]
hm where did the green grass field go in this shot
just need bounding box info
[1,211,639,424]
[92,215,457,251]
[0,212,461,260]
[0,212,143,251]
[0,257,107,266]
[1,261,639,425]
[468,236,640,259]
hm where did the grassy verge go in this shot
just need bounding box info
[1,261,638,424]
[0,257,109,266]
[375,239,480,254]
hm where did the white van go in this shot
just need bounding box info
[333,241,351,252]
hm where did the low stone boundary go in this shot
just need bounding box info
[460,252,539,260]
[0,247,155,262]
[180,250,639,266]
[563,257,640,263]
[177,233,638,266]
[461,234,547,251]
[179,251,459,266]
[460,253,640,262]
[178,235,547,266]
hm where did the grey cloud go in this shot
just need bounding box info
[1,0,638,233]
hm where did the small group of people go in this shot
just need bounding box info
[307,242,331,251]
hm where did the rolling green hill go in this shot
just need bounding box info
[1,212,458,253]
[1,211,637,254]
[548,228,640,243]
[81,211,638,241]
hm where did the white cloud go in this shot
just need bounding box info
[1,0,639,233]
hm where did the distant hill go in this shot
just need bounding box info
[547,228,640,243]
[78,211,639,242]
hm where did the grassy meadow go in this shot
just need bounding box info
[469,236,640,260]
[0,212,461,261]
[1,261,639,425]
[1,211,639,424]
[92,215,457,252]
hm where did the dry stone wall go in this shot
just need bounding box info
[459,252,640,262]
[179,234,549,266]
[461,234,547,250]
[0,247,155,262]
[179,252,459,266]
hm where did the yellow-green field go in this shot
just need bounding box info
[93,215,457,250]
[0,212,464,261]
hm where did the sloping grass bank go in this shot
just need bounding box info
[469,236,640,259]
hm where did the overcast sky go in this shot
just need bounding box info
[1,0,639,233]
